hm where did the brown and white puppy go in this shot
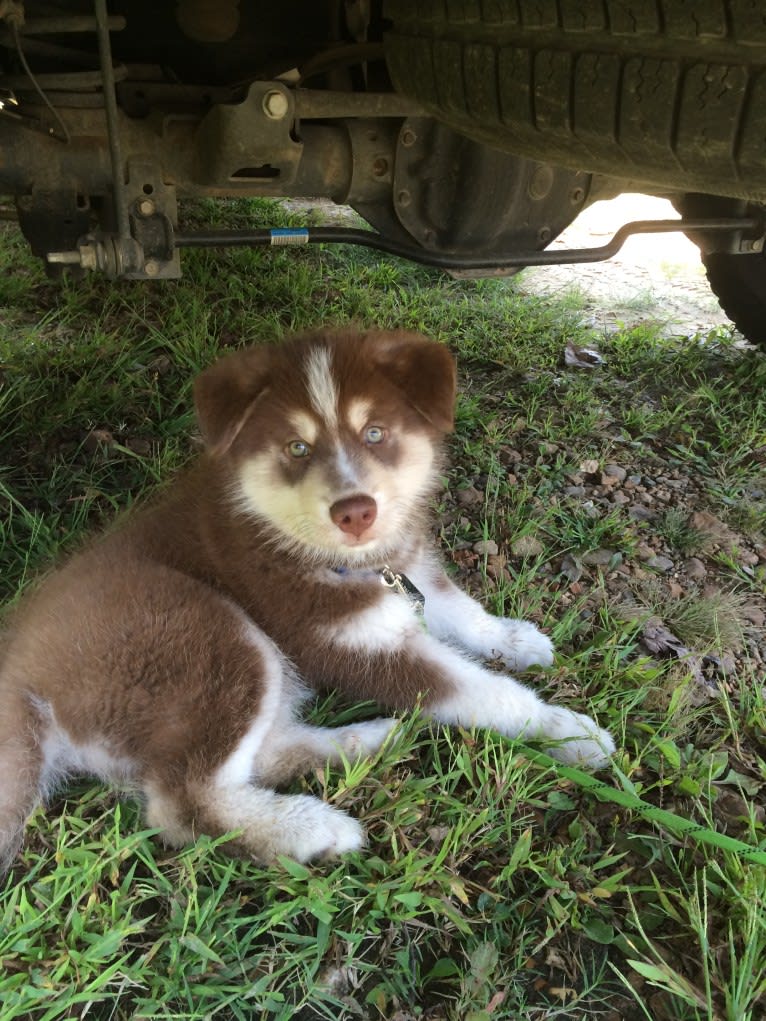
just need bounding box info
[0,329,614,872]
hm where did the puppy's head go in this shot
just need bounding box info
[194,329,456,566]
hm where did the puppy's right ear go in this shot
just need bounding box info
[193,346,272,453]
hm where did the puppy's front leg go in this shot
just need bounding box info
[412,633,614,767]
[403,551,554,671]
[320,597,614,768]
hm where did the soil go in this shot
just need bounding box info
[517,192,736,339]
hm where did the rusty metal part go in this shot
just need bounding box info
[392,117,589,258]
[194,80,303,187]
[94,0,129,241]
[1,68,128,91]
[0,15,127,37]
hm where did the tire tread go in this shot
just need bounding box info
[385,0,766,196]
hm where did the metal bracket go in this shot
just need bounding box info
[194,81,302,188]
[47,161,180,279]
[124,160,180,279]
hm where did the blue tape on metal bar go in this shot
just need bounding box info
[269,228,310,246]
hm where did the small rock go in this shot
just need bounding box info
[582,548,618,567]
[604,464,627,483]
[427,825,451,844]
[690,510,736,549]
[83,428,114,452]
[669,581,685,598]
[611,491,630,505]
[564,485,586,498]
[742,606,765,627]
[684,557,707,580]
[636,543,656,561]
[564,341,603,368]
[629,504,655,522]
[456,486,483,507]
[646,555,675,573]
[511,535,544,558]
[486,554,508,581]
[579,458,600,475]
[473,539,499,556]
[560,554,583,582]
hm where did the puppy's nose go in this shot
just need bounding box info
[330,495,378,538]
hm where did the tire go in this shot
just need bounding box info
[674,194,766,347]
[703,249,766,345]
[383,0,766,202]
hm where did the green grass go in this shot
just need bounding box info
[1,198,766,1020]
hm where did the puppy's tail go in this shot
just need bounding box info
[0,683,43,876]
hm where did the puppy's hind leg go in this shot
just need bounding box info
[0,688,44,875]
[143,770,365,863]
[254,717,398,788]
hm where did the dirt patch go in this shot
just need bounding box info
[514,193,734,339]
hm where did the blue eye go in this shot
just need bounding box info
[287,439,311,458]
[364,426,386,444]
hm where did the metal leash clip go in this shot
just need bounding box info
[379,566,426,617]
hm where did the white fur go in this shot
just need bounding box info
[415,634,614,768]
[347,398,372,434]
[214,622,292,789]
[202,785,364,863]
[256,717,398,775]
[288,411,319,447]
[33,697,137,797]
[236,430,436,562]
[332,444,362,490]
[305,347,339,430]
[404,552,554,669]
[323,590,419,653]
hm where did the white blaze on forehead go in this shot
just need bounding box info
[288,410,319,446]
[304,347,339,430]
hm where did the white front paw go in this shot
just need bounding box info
[542,707,616,769]
[490,619,555,671]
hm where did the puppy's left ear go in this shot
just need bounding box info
[370,331,457,432]
[194,345,273,453]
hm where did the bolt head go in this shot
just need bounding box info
[144,259,160,277]
[137,198,155,217]
[262,89,289,120]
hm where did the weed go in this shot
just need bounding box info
[623,578,751,653]
[656,507,711,555]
